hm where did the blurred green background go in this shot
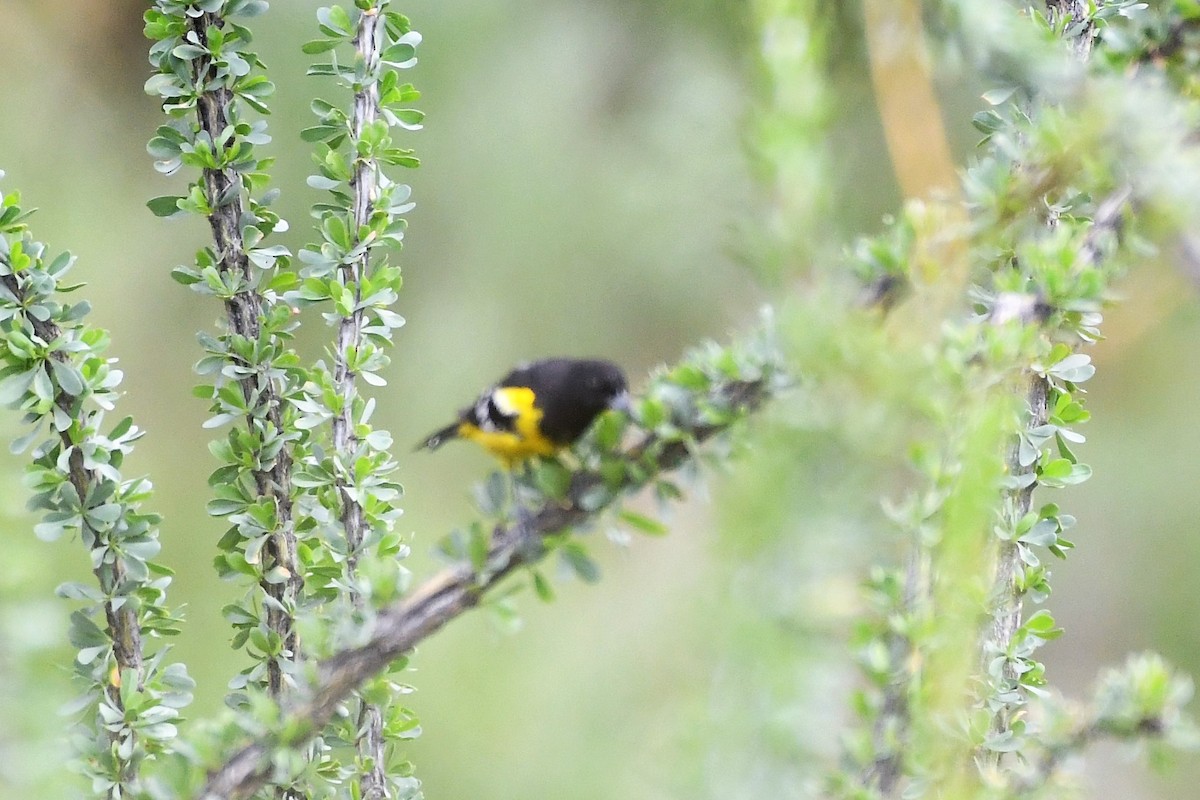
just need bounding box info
[0,2,1197,798]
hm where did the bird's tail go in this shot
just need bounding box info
[416,422,460,452]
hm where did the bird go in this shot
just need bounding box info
[417,358,630,467]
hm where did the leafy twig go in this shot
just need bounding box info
[335,6,388,796]
[0,184,189,798]
[185,10,302,703]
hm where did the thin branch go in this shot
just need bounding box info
[1045,1,1098,59]
[1020,714,1167,793]
[0,271,145,782]
[195,378,769,800]
[338,7,386,797]
[1080,185,1132,268]
[980,2,1123,758]
[984,174,1131,772]
[187,12,302,704]
[335,10,381,564]
[986,374,1048,749]
[860,549,924,795]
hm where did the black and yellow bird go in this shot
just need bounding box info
[417,358,630,467]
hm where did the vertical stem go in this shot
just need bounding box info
[5,272,150,791]
[335,8,380,564]
[984,0,1099,764]
[187,14,302,796]
[69,401,145,790]
[1046,0,1098,59]
[986,375,1048,748]
[336,8,387,797]
[862,548,925,796]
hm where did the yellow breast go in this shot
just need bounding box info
[456,386,557,466]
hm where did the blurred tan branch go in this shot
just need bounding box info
[862,0,959,200]
[862,0,969,315]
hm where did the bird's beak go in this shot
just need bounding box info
[608,390,632,414]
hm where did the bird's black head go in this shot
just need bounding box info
[575,359,630,414]
[528,358,630,445]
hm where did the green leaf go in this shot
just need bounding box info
[171,43,208,60]
[1048,353,1095,383]
[56,581,103,602]
[560,543,600,583]
[1039,458,1073,481]
[981,86,1018,106]
[147,195,185,218]
[0,368,35,406]
[618,508,668,536]
[972,109,1005,134]
[301,126,343,144]
[228,0,269,16]
[381,42,417,65]
[206,498,246,517]
[50,359,85,397]
[983,730,1022,753]
[302,38,341,55]
[323,214,350,249]
[317,5,354,37]
[306,63,338,78]
[467,523,490,572]
[532,570,555,602]
[238,76,276,99]
[68,610,109,649]
[170,266,202,286]
[638,397,667,428]
[1019,519,1058,548]
[147,136,183,160]
[34,515,72,542]
[590,409,627,450]
[1022,609,1063,640]
[577,484,613,512]
[533,460,571,500]
[30,366,53,404]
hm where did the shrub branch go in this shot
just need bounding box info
[339,8,385,796]
[186,11,302,702]
[0,270,146,773]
